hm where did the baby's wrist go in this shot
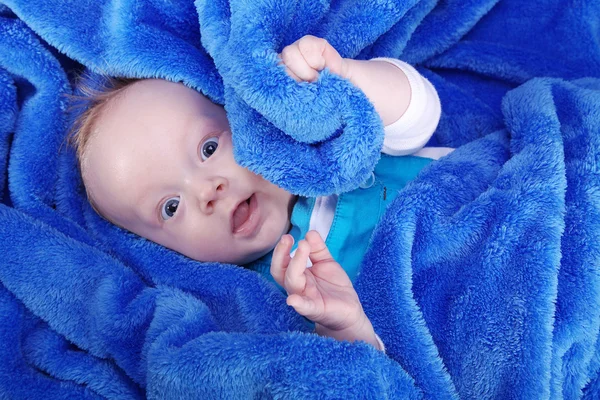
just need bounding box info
[342,58,358,82]
[340,58,411,126]
[315,313,380,350]
[343,58,381,86]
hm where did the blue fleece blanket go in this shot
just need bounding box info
[1,0,599,398]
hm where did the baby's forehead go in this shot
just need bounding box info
[91,80,187,137]
[82,80,205,186]
[82,77,226,187]
[81,84,167,183]
[121,79,196,102]
[102,79,211,126]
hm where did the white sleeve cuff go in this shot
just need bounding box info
[371,57,442,156]
[375,333,386,353]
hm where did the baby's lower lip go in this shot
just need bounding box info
[232,194,260,237]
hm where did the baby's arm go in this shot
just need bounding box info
[270,231,383,351]
[279,35,411,126]
[280,35,442,155]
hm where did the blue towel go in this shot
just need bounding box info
[1,0,599,398]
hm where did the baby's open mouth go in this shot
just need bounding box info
[232,194,258,235]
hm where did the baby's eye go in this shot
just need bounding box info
[200,137,219,161]
[161,196,180,220]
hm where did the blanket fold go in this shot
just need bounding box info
[1,0,600,398]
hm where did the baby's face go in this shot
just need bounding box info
[83,79,295,264]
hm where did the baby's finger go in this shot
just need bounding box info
[278,55,302,82]
[270,235,293,287]
[297,36,327,71]
[320,40,347,78]
[285,67,302,83]
[286,294,319,320]
[284,240,309,294]
[280,44,319,82]
[305,230,335,264]
[296,35,348,79]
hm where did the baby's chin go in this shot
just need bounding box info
[189,220,290,266]
[182,237,277,265]
[235,231,287,266]
[235,242,278,266]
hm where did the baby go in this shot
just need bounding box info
[73,35,447,351]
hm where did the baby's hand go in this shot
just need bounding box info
[279,35,351,82]
[271,230,381,350]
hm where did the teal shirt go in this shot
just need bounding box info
[248,154,433,282]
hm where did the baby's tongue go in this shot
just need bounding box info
[233,201,249,231]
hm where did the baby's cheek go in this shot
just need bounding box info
[166,229,225,263]
[267,216,291,253]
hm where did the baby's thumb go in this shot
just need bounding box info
[287,294,316,319]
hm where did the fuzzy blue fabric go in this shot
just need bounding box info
[1,0,599,398]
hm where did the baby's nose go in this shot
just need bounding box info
[197,177,227,214]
